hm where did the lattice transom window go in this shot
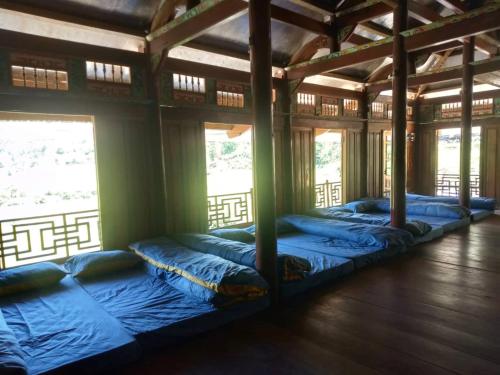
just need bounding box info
[371,102,384,118]
[11,66,68,91]
[216,81,244,108]
[297,93,315,106]
[473,98,493,115]
[86,61,131,84]
[344,99,358,112]
[321,97,339,116]
[217,91,244,108]
[173,73,205,93]
[441,102,461,118]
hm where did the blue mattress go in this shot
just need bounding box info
[276,232,400,268]
[367,212,470,233]
[75,265,269,348]
[406,193,496,210]
[274,246,353,297]
[0,276,139,375]
[470,209,494,222]
[307,209,442,244]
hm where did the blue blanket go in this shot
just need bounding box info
[346,199,470,219]
[406,193,496,210]
[365,212,470,233]
[130,237,268,304]
[76,266,269,348]
[0,276,139,375]
[276,232,399,268]
[281,215,414,248]
[172,234,311,282]
[307,209,432,237]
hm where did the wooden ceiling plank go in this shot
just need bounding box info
[0,0,146,36]
[147,0,248,54]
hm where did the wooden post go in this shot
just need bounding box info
[391,0,408,228]
[249,0,278,297]
[406,99,418,193]
[186,0,201,10]
[359,88,369,198]
[460,36,475,208]
[278,79,294,214]
[328,15,340,53]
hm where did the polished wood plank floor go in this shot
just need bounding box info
[124,216,500,375]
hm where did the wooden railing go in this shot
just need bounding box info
[315,181,342,208]
[207,190,254,230]
[435,174,480,197]
[0,209,101,269]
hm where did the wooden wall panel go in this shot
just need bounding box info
[482,127,498,199]
[161,117,208,234]
[344,129,362,202]
[416,125,437,195]
[94,114,163,249]
[367,131,384,197]
[292,128,314,213]
[274,125,285,216]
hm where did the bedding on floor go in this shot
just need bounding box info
[73,264,269,349]
[0,275,140,375]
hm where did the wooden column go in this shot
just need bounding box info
[406,100,418,193]
[359,88,369,198]
[391,0,408,228]
[278,78,294,214]
[186,0,201,9]
[249,0,278,296]
[460,36,475,208]
[328,15,340,53]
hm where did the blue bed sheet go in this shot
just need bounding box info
[276,232,400,268]
[0,276,139,375]
[76,266,269,349]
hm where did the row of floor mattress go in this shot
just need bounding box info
[1,194,495,374]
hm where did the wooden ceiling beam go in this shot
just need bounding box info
[407,0,497,55]
[336,1,393,28]
[286,4,500,80]
[147,0,247,54]
[420,89,500,104]
[289,0,335,15]
[270,4,332,35]
[366,55,500,92]
[358,21,392,37]
[298,82,363,99]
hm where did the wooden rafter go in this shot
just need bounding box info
[270,4,332,35]
[147,0,248,54]
[366,55,500,93]
[150,0,183,33]
[336,0,393,28]
[286,4,500,80]
[415,48,455,97]
[407,0,497,55]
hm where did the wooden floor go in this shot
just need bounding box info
[124,216,500,375]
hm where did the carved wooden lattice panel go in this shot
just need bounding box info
[0,210,101,269]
